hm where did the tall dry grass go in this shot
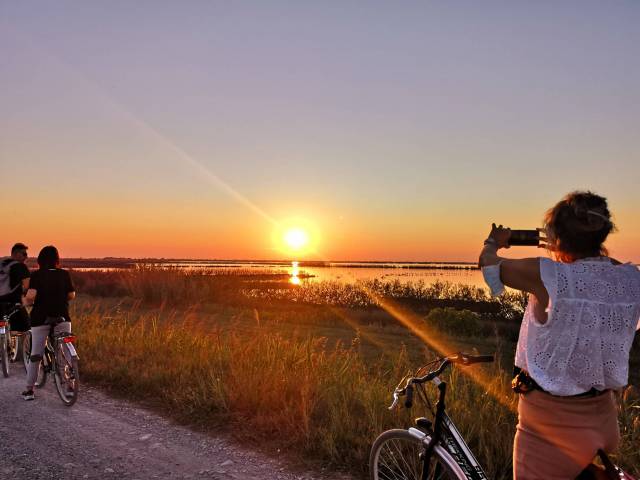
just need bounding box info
[72,301,640,478]
[70,266,296,306]
[69,268,639,476]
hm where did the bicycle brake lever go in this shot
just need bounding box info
[388,392,400,410]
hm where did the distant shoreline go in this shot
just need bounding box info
[32,258,480,270]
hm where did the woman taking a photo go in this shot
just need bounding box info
[479,191,640,479]
[22,245,75,401]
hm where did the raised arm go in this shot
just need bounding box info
[479,224,547,297]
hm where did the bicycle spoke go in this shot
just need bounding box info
[391,439,420,479]
[385,445,402,478]
[378,447,407,480]
[378,444,405,480]
[378,453,406,480]
[372,430,461,480]
[379,439,419,480]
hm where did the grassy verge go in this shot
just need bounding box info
[72,298,640,478]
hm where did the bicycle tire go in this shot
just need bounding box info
[22,331,30,373]
[32,341,48,389]
[53,341,79,406]
[0,333,9,378]
[370,429,465,480]
[9,332,23,362]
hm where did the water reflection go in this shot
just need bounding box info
[290,261,300,285]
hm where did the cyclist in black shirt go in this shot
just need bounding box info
[0,243,31,333]
[22,246,75,401]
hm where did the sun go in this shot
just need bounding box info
[283,228,309,251]
[273,218,319,257]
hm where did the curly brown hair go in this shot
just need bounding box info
[544,191,615,262]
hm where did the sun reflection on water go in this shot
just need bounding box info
[290,261,300,284]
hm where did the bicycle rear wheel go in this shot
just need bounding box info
[370,429,464,480]
[54,341,79,406]
[0,333,9,377]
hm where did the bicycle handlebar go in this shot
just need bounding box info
[0,303,24,318]
[388,352,494,410]
[404,384,414,409]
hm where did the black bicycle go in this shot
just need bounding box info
[370,353,494,480]
[370,352,635,480]
[23,318,80,406]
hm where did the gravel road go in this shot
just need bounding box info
[0,362,354,480]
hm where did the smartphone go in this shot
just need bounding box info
[508,230,540,246]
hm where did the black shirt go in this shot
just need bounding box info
[0,259,30,305]
[29,268,75,327]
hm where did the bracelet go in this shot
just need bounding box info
[483,238,498,247]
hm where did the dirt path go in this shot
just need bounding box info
[0,362,354,480]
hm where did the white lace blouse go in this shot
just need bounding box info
[514,257,640,396]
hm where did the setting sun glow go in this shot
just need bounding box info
[273,219,319,259]
[283,228,309,251]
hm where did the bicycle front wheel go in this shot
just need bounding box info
[0,333,9,377]
[370,429,464,480]
[9,332,23,362]
[21,331,30,373]
[34,358,47,388]
[54,341,79,406]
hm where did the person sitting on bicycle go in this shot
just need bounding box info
[479,191,640,480]
[0,243,31,333]
[22,245,75,401]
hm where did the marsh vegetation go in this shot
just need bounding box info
[70,267,640,478]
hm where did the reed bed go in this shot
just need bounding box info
[70,267,526,320]
[70,266,294,306]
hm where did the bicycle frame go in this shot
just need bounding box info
[30,322,78,379]
[44,328,77,368]
[42,336,55,371]
[415,376,489,480]
[385,354,494,480]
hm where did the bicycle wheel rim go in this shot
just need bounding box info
[0,334,9,377]
[9,333,22,362]
[54,343,79,406]
[370,429,462,480]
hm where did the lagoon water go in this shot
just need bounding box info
[154,261,486,288]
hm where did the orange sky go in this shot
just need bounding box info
[2,3,639,263]
[3,200,638,263]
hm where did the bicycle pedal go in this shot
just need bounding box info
[415,417,432,431]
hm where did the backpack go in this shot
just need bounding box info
[0,257,19,297]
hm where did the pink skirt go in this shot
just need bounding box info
[513,390,620,480]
